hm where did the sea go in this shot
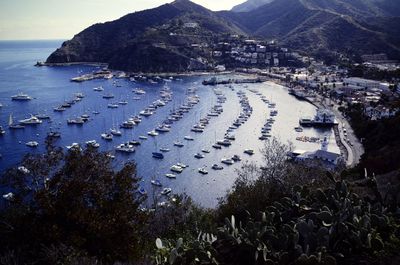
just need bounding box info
[0,40,340,207]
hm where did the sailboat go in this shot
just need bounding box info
[9,114,25,129]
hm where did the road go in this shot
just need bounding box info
[314,96,364,167]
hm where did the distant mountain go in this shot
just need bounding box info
[222,0,400,61]
[47,0,243,72]
[47,0,400,72]
[231,0,275,12]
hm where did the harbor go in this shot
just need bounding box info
[0,42,340,207]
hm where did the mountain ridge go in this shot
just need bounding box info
[47,0,400,71]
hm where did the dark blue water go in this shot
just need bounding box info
[0,40,339,207]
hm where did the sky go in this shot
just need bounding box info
[0,0,245,40]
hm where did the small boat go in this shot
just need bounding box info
[212,164,223,170]
[198,167,208,175]
[110,128,122,136]
[217,139,231,146]
[101,133,113,141]
[8,114,25,129]
[295,127,303,132]
[118,100,128,105]
[54,106,66,112]
[139,110,153,117]
[152,152,164,159]
[232,155,241,162]
[67,117,85,125]
[116,143,135,153]
[201,149,210,153]
[26,141,39,147]
[66,143,81,150]
[176,163,187,168]
[173,141,184,147]
[138,187,147,195]
[102,94,115,99]
[0,126,6,135]
[170,165,183,173]
[212,144,222,149]
[129,140,141,146]
[92,110,100,115]
[19,115,42,125]
[184,135,194,141]
[160,147,170,152]
[244,149,254,155]
[86,140,100,148]
[161,188,172,195]
[221,158,234,165]
[107,103,119,109]
[133,96,141,100]
[151,180,162,186]
[11,92,32,101]
[93,86,104,92]
[133,89,146,95]
[148,130,159,137]
[139,135,148,140]
[165,173,177,179]
[194,153,205,159]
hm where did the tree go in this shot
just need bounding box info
[0,140,147,264]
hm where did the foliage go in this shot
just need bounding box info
[0,141,147,264]
[155,180,400,265]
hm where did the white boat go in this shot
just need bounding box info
[133,89,146,95]
[160,147,170,152]
[11,92,32,101]
[151,180,162,186]
[110,128,122,136]
[170,165,183,173]
[139,135,148,140]
[176,163,187,168]
[116,143,135,153]
[19,115,42,125]
[201,149,210,153]
[86,140,100,148]
[66,143,81,150]
[212,164,223,170]
[198,167,208,174]
[173,141,184,147]
[165,173,177,179]
[184,135,194,141]
[67,117,85,125]
[26,141,39,147]
[161,188,172,195]
[93,86,104,91]
[8,114,25,129]
[194,153,205,159]
[147,130,159,136]
[108,103,119,109]
[139,110,153,117]
[0,126,5,135]
[101,133,113,141]
[118,100,128,105]
[212,143,222,149]
[221,158,234,165]
[102,94,115,99]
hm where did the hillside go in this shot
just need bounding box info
[47,0,400,71]
[222,0,400,61]
[46,0,243,72]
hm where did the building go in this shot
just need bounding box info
[184,22,199,28]
[344,77,380,90]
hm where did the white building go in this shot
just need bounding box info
[344,77,380,90]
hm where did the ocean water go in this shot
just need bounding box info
[0,40,339,207]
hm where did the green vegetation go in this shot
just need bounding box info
[344,103,400,175]
[1,138,399,264]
